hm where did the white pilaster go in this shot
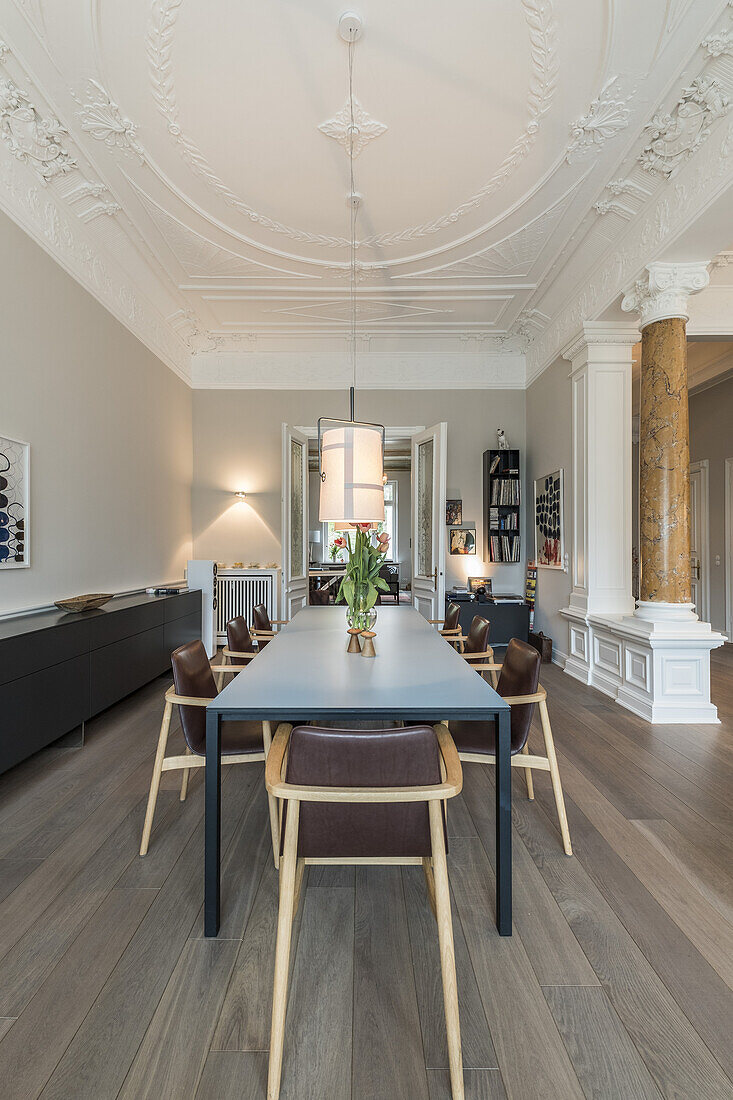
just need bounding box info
[560,322,638,684]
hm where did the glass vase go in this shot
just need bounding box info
[345,584,377,633]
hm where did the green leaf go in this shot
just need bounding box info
[374,577,389,592]
[342,577,354,607]
[365,581,378,610]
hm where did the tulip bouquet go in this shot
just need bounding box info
[329,535,347,562]
[337,524,391,631]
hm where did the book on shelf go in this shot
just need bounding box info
[489,453,501,474]
[490,479,521,505]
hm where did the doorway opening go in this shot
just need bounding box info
[281,423,447,620]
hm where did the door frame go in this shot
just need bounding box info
[689,459,710,624]
[721,455,726,642]
[411,422,448,620]
[281,424,309,618]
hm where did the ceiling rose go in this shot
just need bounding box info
[317,96,387,159]
[146,0,559,252]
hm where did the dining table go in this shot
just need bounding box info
[204,605,512,937]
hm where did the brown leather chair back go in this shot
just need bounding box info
[285,725,442,858]
[226,616,255,665]
[171,640,216,755]
[444,602,461,632]
[464,615,490,656]
[497,638,541,752]
[252,603,272,632]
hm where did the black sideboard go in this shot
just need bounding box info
[446,594,530,650]
[0,590,201,775]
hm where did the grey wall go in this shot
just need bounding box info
[690,374,733,633]
[0,210,193,616]
[192,388,527,593]
[525,356,572,656]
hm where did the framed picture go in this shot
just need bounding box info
[449,527,476,555]
[446,499,462,525]
[534,469,564,569]
[468,576,492,594]
[0,434,29,569]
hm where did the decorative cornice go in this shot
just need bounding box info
[621,261,710,328]
[593,177,650,219]
[0,140,190,380]
[526,105,733,382]
[146,0,559,250]
[701,28,733,58]
[561,321,640,367]
[639,76,730,178]
[0,78,76,182]
[76,79,145,161]
[566,77,632,163]
[317,97,387,158]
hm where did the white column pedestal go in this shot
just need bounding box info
[561,608,725,723]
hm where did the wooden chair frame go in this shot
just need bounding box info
[428,619,465,652]
[460,645,497,686]
[139,668,280,862]
[264,721,466,1100]
[459,662,572,856]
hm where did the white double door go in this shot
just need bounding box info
[281,421,447,623]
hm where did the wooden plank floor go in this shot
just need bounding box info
[0,648,732,1098]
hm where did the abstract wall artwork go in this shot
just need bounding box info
[446,499,462,525]
[449,528,476,555]
[0,435,29,569]
[534,469,563,568]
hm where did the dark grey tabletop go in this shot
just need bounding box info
[208,605,508,722]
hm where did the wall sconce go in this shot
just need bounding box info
[234,491,247,501]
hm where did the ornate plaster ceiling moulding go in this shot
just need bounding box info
[76,80,145,162]
[639,76,730,177]
[128,179,314,280]
[64,180,120,223]
[701,28,733,58]
[525,114,733,383]
[146,0,558,250]
[593,177,651,219]
[398,175,586,281]
[0,40,10,62]
[0,150,189,379]
[565,77,632,163]
[318,97,386,158]
[621,261,710,328]
[0,78,76,183]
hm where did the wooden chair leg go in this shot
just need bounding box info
[422,857,437,920]
[215,654,228,692]
[179,748,192,802]
[267,801,300,1100]
[293,857,306,916]
[263,721,281,869]
[139,700,173,856]
[521,743,534,800]
[539,698,572,856]
[429,801,465,1100]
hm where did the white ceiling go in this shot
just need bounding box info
[0,0,732,385]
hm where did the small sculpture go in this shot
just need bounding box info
[497,428,510,450]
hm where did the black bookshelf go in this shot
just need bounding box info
[483,449,521,564]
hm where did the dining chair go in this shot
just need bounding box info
[452,638,572,856]
[429,601,463,649]
[251,603,290,650]
[264,721,465,1100]
[139,640,277,859]
[458,615,495,681]
[215,615,257,689]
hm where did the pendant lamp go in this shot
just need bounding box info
[318,12,385,527]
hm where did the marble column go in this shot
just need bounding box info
[621,261,709,621]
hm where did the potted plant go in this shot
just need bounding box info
[329,535,347,562]
[337,524,391,633]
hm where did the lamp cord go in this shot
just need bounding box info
[348,35,357,419]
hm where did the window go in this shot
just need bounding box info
[322,479,398,561]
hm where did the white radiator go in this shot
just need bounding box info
[215,569,280,643]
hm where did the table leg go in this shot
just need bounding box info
[205,709,222,937]
[495,706,512,935]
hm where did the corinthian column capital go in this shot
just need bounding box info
[621,261,710,329]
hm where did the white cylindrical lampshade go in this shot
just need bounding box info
[319,423,385,524]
